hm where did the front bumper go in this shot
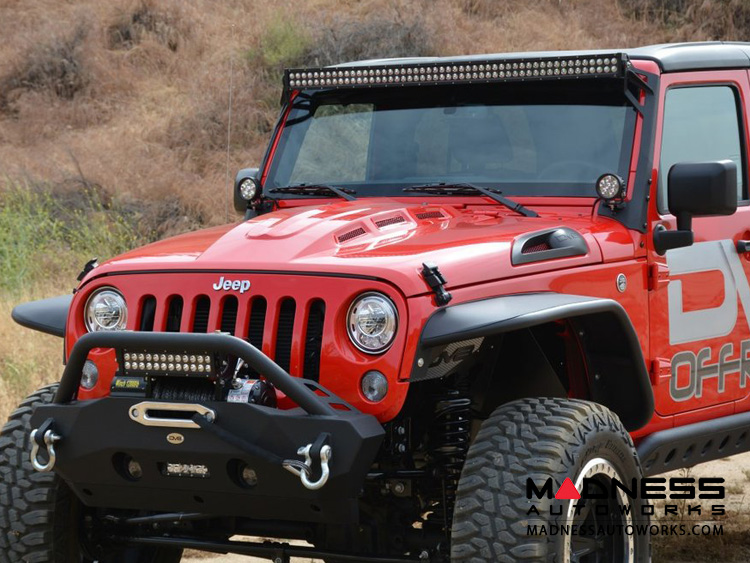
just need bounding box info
[31,332,384,523]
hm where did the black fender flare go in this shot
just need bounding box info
[11,295,72,337]
[409,292,654,431]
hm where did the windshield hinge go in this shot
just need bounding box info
[624,65,654,115]
[421,263,452,307]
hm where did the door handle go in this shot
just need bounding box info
[738,240,750,253]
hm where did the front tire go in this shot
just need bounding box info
[0,384,183,562]
[451,398,649,563]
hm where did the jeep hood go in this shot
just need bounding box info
[92,200,633,297]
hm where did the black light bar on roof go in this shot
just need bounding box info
[285,53,627,91]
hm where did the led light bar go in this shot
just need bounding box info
[161,462,211,478]
[121,350,214,376]
[286,53,626,91]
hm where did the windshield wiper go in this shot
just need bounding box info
[269,184,357,201]
[402,183,538,218]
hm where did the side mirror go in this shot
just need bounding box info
[653,160,737,255]
[234,168,261,213]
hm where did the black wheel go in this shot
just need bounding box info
[451,398,649,563]
[0,384,183,562]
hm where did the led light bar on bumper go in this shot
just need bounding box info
[121,350,214,376]
[286,53,626,90]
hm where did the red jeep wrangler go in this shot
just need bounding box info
[2,41,748,562]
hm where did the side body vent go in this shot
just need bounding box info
[512,227,588,265]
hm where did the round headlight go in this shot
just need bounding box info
[239,178,259,201]
[85,288,128,332]
[347,292,398,354]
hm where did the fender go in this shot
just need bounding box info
[11,295,72,338]
[409,292,654,431]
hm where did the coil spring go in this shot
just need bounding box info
[425,388,471,532]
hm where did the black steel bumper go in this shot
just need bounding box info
[30,332,384,523]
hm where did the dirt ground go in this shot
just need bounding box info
[183,452,750,563]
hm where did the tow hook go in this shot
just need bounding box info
[29,418,61,473]
[283,433,332,491]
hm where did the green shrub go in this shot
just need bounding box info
[0,181,140,295]
[248,16,312,70]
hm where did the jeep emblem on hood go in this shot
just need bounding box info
[213,276,251,294]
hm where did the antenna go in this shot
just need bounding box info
[224,25,236,223]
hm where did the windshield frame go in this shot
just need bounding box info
[262,80,638,200]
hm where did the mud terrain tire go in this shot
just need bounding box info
[451,398,649,563]
[0,384,183,562]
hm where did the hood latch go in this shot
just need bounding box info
[421,262,452,307]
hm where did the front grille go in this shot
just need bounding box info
[192,296,211,333]
[134,289,326,381]
[165,297,183,332]
[140,297,156,331]
[247,298,267,350]
[220,297,239,335]
[303,300,325,382]
[274,299,296,372]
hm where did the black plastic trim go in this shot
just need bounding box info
[11,295,72,337]
[511,227,588,265]
[598,68,660,233]
[638,410,750,476]
[409,292,654,431]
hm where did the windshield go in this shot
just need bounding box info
[265,80,637,197]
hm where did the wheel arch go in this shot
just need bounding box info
[408,292,654,431]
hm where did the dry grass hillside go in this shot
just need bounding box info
[1,1,750,559]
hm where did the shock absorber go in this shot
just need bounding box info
[424,385,471,533]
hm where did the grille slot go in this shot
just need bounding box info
[220,296,239,335]
[374,215,406,228]
[140,297,156,331]
[337,227,366,243]
[248,298,267,350]
[303,300,326,382]
[192,296,211,333]
[274,299,296,372]
[165,297,183,332]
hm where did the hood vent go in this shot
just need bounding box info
[416,210,446,220]
[512,227,588,265]
[521,241,551,254]
[337,227,366,243]
[374,215,406,229]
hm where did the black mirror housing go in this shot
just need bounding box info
[234,168,261,213]
[668,160,737,230]
[654,160,738,255]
